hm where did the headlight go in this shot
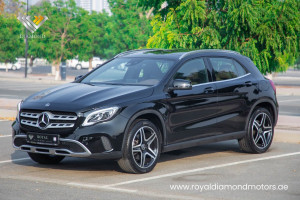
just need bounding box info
[82,106,119,126]
[16,101,23,121]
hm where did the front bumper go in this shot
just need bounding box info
[13,134,122,159]
[13,134,91,157]
[12,113,129,159]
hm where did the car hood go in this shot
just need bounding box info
[22,83,153,112]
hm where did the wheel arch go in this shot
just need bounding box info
[121,109,167,152]
[246,98,278,129]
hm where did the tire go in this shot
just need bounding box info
[75,64,82,70]
[239,107,274,153]
[28,153,65,164]
[11,65,17,71]
[118,119,162,173]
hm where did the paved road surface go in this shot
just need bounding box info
[0,66,88,78]
[0,123,299,200]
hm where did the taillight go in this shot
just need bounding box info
[269,79,276,94]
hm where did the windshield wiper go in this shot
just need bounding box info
[82,82,95,86]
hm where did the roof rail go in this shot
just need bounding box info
[179,49,241,60]
[114,49,158,58]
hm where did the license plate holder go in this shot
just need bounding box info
[26,133,60,146]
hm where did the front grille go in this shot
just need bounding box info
[20,110,79,136]
[20,111,77,129]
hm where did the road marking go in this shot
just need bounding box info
[68,182,137,193]
[278,99,300,103]
[0,135,11,138]
[67,182,198,200]
[103,152,300,188]
[0,157,30,164]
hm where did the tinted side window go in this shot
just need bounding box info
[233,60,247,76]
[174,58,208,85]
[210,58,246,81]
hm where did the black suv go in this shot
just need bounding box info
[12,49,278,173]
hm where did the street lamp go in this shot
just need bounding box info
[24,0,28,78]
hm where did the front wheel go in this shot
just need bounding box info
[11,65,17,70]
[118,119,162,173]
[239,107,274,153]
[28,153,65,164]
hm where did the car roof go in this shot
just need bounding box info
[115,49,243,60]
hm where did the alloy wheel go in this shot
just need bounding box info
[252,112,273,149]
[131,126,159,169]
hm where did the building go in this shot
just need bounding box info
[81,0,110,13]
[21,0,110,13]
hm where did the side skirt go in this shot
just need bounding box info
[162,131,245,153]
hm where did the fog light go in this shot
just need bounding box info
[82,136,94,145]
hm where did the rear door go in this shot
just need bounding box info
[208,57,251,134]
[165,57,219,144]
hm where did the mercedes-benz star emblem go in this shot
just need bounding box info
[38,112,50,129]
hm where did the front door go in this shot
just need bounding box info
[165,58,219,144]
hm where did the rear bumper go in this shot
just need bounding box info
[13,134,122,159]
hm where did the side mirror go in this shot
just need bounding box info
[169,79,192,91]
[75,75,83,81]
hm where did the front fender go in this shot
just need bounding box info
[119,102,168,152]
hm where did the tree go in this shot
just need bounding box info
[143,0,299,74]
[72,11,109,71]
[0,13,24,66]
[103,0,152,58]
[0,0,25,71]
[2,0,25,15]
[29,0,87,80]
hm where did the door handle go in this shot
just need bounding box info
[204,87,215,94]
[245,81,252,87]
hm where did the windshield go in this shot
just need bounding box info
[81,57,175,86]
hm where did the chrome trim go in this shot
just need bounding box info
[192,73,251,87]
[20,111,77,129]
[21,112,77,120]
[213,73,251,83]
[21,119,38,127]
[20,119,74,128]
[48,123,74,128]
[20,112,39,118]
[13,135,91,157]
[192,81,215,87]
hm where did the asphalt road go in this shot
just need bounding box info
[0,65,89,78]
[0,122,299,200]
[274,69,300,86]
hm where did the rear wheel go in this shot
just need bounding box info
[118,119,161,173]
[75,64,82,70]
[28,153,65,164]
[239,107,274,153]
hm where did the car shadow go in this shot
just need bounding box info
[11,140,243,173]
[160,140,242,162]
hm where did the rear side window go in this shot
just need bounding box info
[174,58,208,85]
[209,58,247,81]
